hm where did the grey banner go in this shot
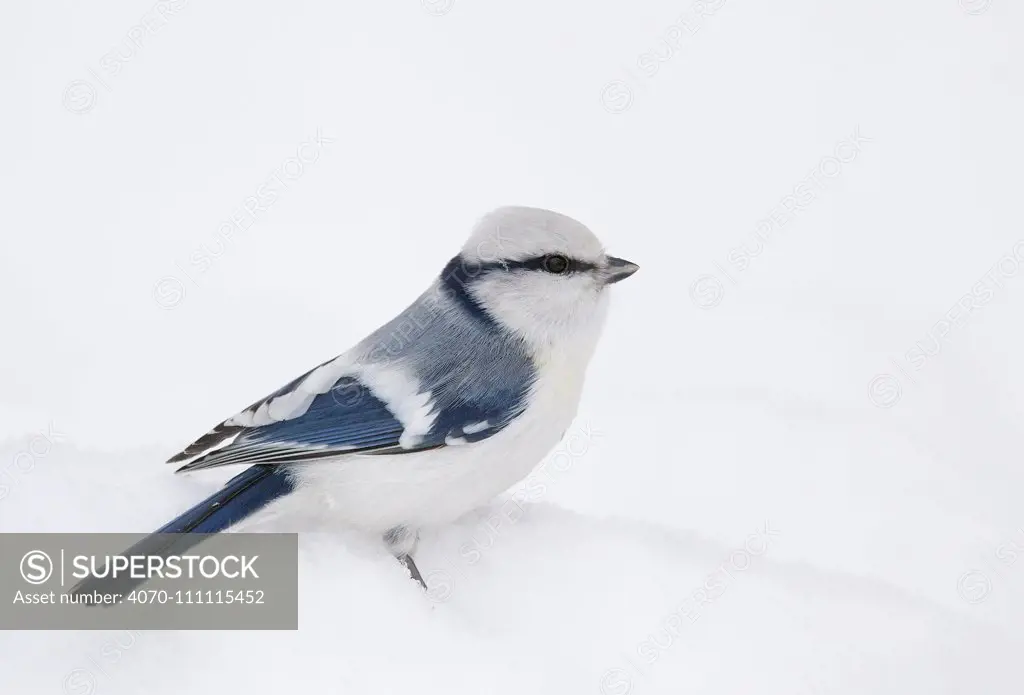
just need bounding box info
[1,533,297,629]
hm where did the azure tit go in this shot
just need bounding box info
[106,206,638,590]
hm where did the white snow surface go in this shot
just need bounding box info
[2,0,1024,693]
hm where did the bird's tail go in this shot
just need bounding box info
[72,465,294,598]
[154,464,294,535]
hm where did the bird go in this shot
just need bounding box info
[106,206,638,590]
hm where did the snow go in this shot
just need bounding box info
[1,438,1021,694]
[2,0,1023,693]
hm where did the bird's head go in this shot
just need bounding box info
[444,206,638,355]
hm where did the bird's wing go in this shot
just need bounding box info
[167,356,529,472]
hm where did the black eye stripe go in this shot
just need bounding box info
[438,253,599,324]
[474,255,597,274]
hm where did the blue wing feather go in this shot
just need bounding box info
[247,377,405,448]
[171,365,531,472]
[169,282,538,472]
[173,376,408,471]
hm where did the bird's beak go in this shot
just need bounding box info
[603,256,640,285]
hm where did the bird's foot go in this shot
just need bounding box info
[385,525,427,590]
[399,553,427,589]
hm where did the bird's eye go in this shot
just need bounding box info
[542,254,571,274]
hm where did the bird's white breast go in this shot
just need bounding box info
[273,349,588,534]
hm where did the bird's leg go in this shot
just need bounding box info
[399,554,426,589]
[384,525,426,589]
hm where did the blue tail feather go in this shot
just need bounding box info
[156,464,295,534]
[71,465,294,599]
